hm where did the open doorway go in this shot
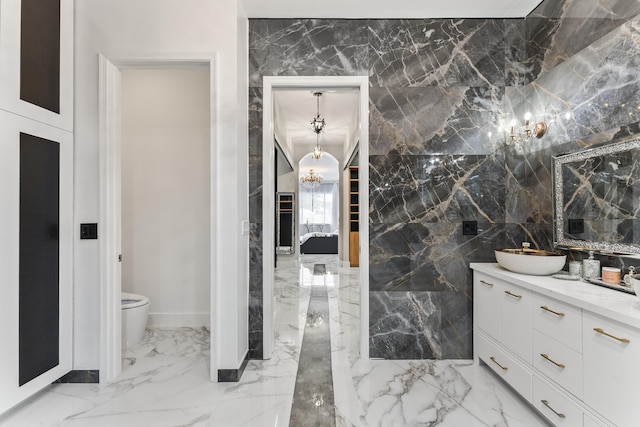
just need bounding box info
[119,68,210,346]
[262,76,369,360]
[99,55,218,383]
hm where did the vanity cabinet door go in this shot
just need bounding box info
[583,311,640,427]
[474,273,500,340]
[500,284,532,364]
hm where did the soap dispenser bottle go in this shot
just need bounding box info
[582,251,600,280]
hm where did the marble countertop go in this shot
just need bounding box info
[470,263,640,330]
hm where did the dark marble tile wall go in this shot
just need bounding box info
[249,19,368,87]
[368,19,506,88]
[250,18,520,360]
[248,86,264,359]
[248,0,640,360]
[249,19,370,358]
[526,0,640,82]
[367,19,516,360]
[507,0,640,271]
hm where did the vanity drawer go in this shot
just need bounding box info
[477,332,532,402]
[533,376,582,427]
[532,330,583,399]
[532,293,582,353]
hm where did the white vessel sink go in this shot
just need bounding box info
[495,248,566,276]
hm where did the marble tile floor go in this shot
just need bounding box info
[0,255,548,427]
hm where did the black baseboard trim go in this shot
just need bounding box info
[217,353,249,382]
[54,370,99,384]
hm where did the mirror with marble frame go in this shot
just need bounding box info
[553,136,640,254]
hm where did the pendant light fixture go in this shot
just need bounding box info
[312,133,323,160]
[310,92,325,159]
[300,169,324,188]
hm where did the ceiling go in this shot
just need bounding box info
[242,0,544,19]
[273,89,360,148]
[273,89,360,181]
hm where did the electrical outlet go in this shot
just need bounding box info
[462,220,478,236]
[80,223,98,239]
[568,218,584,235]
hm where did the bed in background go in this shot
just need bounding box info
[300,232,338,254]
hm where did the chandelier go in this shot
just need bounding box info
[300,169,323,188]
[310,92,325,159]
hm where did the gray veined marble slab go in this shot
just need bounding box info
[368,19,506,88]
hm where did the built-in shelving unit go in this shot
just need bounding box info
[348,167,359,267]
[276,192,295,254]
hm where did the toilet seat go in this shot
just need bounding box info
[121,292,150,310]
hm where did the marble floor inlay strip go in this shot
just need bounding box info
[313,263,326,275]
[289,270,336,426]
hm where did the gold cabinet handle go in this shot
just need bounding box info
[541,400,566,419]
[540,306,565,317]
[540,353,566,369]
[489,356,508,371]
[593,328,630,343]
[504,290,522,299]
[479,279,494,287]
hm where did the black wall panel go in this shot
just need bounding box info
[19,133,60,386]
[20,0,61,113]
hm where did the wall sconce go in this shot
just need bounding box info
[506,113,547,145]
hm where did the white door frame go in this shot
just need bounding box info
[262,76,369,359]
[98,53,218,383]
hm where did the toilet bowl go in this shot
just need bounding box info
[121,292,150,349]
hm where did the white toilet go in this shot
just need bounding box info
[121,292,150,349]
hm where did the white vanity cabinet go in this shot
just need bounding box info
[472,263,640,427]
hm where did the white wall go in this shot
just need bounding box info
[74,0,248,373]
[121,69,210,326]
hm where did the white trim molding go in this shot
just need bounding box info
[98,53,218,383]
[262,76,370,359]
